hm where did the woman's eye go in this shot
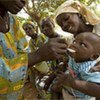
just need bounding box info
[64,18,68,21]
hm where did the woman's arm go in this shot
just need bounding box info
[71,79,100,97]
[28,37,67,67]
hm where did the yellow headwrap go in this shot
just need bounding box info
[54,0,100,25]
[22,21,35,27]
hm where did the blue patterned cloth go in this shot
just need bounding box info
[64,57,100,99]
[0,14,28,100]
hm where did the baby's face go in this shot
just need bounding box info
[56,13,82,35]
[68,33,94,62]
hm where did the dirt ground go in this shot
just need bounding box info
[23,82,51,100]
[23,82,38,100]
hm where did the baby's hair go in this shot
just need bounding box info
[79,32,100,54]
[80,32,100,41]
[93,33,100,54]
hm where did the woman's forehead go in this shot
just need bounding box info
[75,32,99,43]
[54,1,100,25]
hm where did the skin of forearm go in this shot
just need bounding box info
[72,79,100,97]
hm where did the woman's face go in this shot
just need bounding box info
[0,0,25,14]
[41,20,54,38]
[23,23,37,39]
[56,13,83,35]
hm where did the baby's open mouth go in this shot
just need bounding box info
[67,48,76,53]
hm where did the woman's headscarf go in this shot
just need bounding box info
[22,21,35,28]
[54,0,100,25]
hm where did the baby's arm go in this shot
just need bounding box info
[71,79,100,97]
[57,71,100,97]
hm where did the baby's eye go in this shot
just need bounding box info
[80,43,86,47]
[73,40,76,44]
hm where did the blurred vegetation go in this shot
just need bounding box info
[24,0,66,27]
[80,0,100,17]
[80,0,99,5]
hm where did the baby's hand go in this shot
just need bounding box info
[56,71,75,87]
[89,65,100,72]
[50,82,62,93]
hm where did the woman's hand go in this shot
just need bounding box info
[36,37,67,61]
[28,37,67,67]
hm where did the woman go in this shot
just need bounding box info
[55,1,100,35]
[0,0,67,99]
[55,0,100,73]
[51,0,100,99]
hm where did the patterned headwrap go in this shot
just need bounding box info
[22,21,35,28]
[54,0,100,25]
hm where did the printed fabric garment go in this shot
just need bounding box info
[0,14,28,100]
[64,57,100,99]
[29,33,46,52]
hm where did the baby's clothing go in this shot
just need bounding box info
[64,57,100,99]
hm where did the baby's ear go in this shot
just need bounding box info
[90,54,99,60]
